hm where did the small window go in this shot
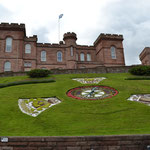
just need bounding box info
[24,62,31,67]
[87,53,91,61]
[76,53,78,61]
[6,37,12,52]
[70,46,73,56]
[57,51,62,62]
[80,53,85,61]
[25,44,31,53]
[4,61,11,71]
[111,46,116,59]
[41,51,46,61]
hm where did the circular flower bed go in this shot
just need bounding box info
[67,85,118,100]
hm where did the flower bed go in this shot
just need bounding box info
[128,94,150,106]
[18,97,61,117]
[67,85,118,100]
[72,77,106,84]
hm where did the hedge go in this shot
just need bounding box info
[0,78,55,88]
[129,65,150,76]
[27,69,52,78]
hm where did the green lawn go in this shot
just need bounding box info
[0,73,150,136]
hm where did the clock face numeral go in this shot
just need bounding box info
[67,86,118,100]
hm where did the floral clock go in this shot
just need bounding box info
[67,85,118,100]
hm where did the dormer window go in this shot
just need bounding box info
[111,46,116,59]
[6,37,12,52]
[25,44,31,53]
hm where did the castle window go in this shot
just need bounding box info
[70,46,73,56]
[87,53,91,61]
[111,46,116,59]
[80,53,85,61]
[24,62,31,67]
[57,51,62,62]
[25,44,31,53]
[76,53,78,61]
[4,61,11,71]
[6,37,12,52]
[41,51,46,61]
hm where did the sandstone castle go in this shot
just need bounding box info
[0,22,125,72]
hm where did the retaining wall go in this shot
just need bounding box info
[0,135,150,150]
[0,66,133,77]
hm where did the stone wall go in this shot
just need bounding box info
[51,66,133,74]
[0,66,133,77]
[0,135,150,150]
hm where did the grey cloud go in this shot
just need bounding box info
[90,0,150,65]
[32,27,50,43]
[0,4,12,20]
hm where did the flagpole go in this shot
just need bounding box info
[58,18,60,42]
[58,14,63,43]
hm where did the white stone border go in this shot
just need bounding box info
[127,94,150,106]
[18,97,61,117]
[72,77,106,84]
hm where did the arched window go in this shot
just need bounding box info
[25,44,31,53]
[87,53,91,61]
[57,51,62,62]
[111,46,116,59]
[80,53,85,61]
[6,37,12,52]
[4,61,11,71]
[41,50,46,61]
[70,46,73,56]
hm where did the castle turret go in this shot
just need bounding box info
[63,32,77,69]
[63,32,77,46]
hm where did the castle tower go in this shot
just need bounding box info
[0,23,26,72]
[63,32,77,69]
[94,33,125,66]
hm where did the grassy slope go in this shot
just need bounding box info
[0,73,150,136]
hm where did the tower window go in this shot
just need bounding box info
[76,53,78,61]
[70,46,73,56]
[25,44,31,53]
[6,37,12,52]
[111,46,116,59]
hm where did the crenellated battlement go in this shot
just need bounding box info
[0,22,25,28]
[0,22,26,35]
[94,33,123,46]
[139,47,150,60]
[63,32,77,41]
[24,35,37,42]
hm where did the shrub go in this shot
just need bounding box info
[129,66,150,76]
[0,78,55,89]
[27,69,51,78]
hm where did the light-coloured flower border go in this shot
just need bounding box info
[18,97,61,117]
[72,77,106,84]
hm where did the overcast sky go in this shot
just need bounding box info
[0,0,150,65]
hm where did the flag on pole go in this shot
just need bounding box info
[59,14,63,19]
